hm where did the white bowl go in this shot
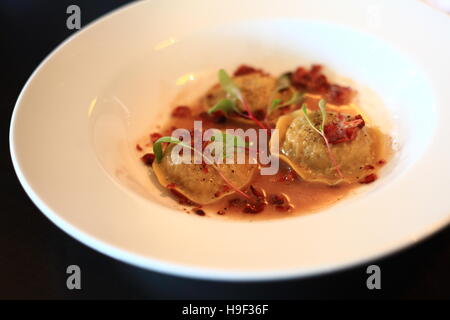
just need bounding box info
[10,0,450,281]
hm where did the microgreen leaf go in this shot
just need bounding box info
[301,104,322,136]
[270,99,282,111]
[153,136,181,163]
[283,92,302,108]
[318,99,327,132]
[207,98,239,115]
[301,101,344,179]
[275,72,291,92]
[153,133,251,200]
[269,92,303,114]
[217,69,268,130]
[218,69,241,101]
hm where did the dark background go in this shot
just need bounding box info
[1,0,449,300]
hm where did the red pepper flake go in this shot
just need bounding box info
[141,153,155,166]
[377,159,386,166]
[217,210,225,215]
[359,173,377,184]
[363,165,375,170]
[171,106,191,118]
[150,132,162,143]
[136,144,143,151]
[233,65,263,77]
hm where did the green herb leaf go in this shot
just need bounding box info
[283,91,302,107]
[318,99,327,132]
[269,92,303,114]
[207,98,239,115]
[270,98,282,111]
[301,104,322,136]
[217,69,268,130]
[218,69,241,101]
[153,132,252,200]
[302,101,344,179]
[275,73,291,92]
[153,136,181,163]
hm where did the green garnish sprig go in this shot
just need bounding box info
[269,92,303,113]
[301,99,344,178]
[153,134,251,199]
[267,72,303,115]
[207,69,268,130]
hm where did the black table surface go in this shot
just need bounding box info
[1,0,449,300]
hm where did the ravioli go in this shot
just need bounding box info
[274,110,381,185]
[152,144,257,205]
[203,73,276,121]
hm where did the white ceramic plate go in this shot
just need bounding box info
[10,0,450,281]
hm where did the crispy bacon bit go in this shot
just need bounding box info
[249,185,265,200]
[233,65,263,77]
[166,184,196,205]
[291,65,353,105]
[141,153,155,166]
[377,159,386,166]
[292,64,330,94]
[193,208,205,216]
[359,173,377,184]
[150,132,162,143]
[324,114,365,145]
[136,144,143,151]
[171,106,191,118]
[268,194,285,206]
[243,200,266,214]
[326,84,354,105]
[268,194,292,212]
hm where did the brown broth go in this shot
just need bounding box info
[139,100,389,220]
